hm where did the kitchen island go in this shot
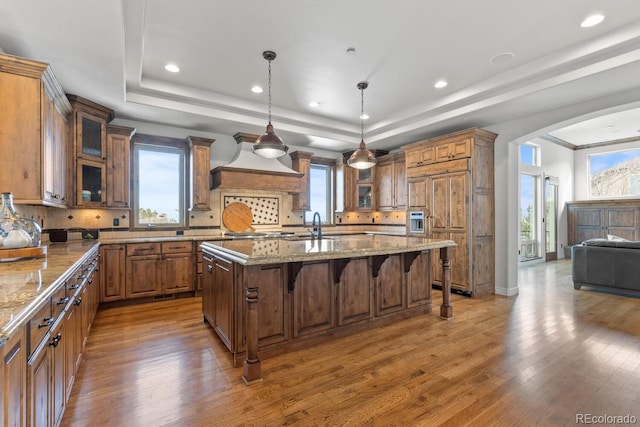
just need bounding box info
[201,234,456,384]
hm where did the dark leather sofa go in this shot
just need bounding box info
[572,239,640,294]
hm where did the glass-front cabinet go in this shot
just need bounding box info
[68,95,114,207]
[356,168,374,210]
[76,112,105,159]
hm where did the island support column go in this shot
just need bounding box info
[242,286,263,385]
[439,246,454,319]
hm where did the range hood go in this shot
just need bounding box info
[210,132,304,193]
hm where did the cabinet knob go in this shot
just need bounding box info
[75,297,82,306]
[49,333,62,348]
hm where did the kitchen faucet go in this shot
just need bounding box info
[311,212,322,240]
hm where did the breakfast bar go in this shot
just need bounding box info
[201,234,456,384]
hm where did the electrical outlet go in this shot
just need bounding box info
[113,218,119,226]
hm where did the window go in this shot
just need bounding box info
[133,138,187,228]
[520,143,540,166]
[589,149,640,197]
[304,163,333,224]
[520,173,541,261]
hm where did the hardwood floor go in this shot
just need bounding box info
[62,260,640,426]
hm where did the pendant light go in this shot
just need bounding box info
[252,50,289,158]
[348,81,377,169]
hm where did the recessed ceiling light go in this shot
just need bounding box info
[603,125,614,129]
[490,52,514,64]
[251,85,263,94]
[581,14,605,28]
[434,80,448,89]
[360,114,369,120]
[164,63,180,73]
[346,47,356,55]
[308,101,320,107]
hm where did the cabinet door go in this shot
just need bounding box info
[51,320,65,427]
[126,255,162,298]
[106,131,130,208]
[406,252,431,308]
[28,340,51,427]
[337,258,372,326]
[407,177,427,209]
[394,159,406,209]
[0,71,42,203]
[64,305,77,400]
[375,162,394,209]
[2,326,26,427]
[202,255,215,325]
[430,175,449,230]
[293,261,334,337]
[375,254,405,316]
[213,256,234,349]
[75,111,106,161]
[100,245,126,302]
[77,159,106,207]
[191,144,211,210]
[163,252,194,293]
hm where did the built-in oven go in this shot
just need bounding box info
[409,211,425,234]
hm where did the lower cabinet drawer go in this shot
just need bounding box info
[127,243,161,256]
[161,241,193,253]
[27,300,53,357]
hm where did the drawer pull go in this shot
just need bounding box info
[69,284,80,290]
[56,297,69,305]
[38,317,53,329]
[207,265,213,273]
[75,298,82,306]
[49,333,62,348]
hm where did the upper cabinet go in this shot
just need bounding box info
[375,153,406,211]
[340,149,388,211]
[106,125,136,208]
[187,136,215,211]
[289,151,314,211]
[0,53,72,207]
[67,95,136,209]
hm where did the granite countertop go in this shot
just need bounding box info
[0,240,99,346]
[201,234,456,265]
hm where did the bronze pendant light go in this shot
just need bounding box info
[252,50,289,159]
[348,81,377,169]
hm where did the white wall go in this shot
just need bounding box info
[574,140,640,200]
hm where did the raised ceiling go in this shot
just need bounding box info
[1,0,640,152]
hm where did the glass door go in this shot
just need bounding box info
[520,173,542,262]
[545,176,559,261]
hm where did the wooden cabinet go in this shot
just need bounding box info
[337,258,372,326]
[402,128,497,297]
[293,261,335,337]
[67,95,115,208]
[429,171,470,293]
[375,255,405,316]
[187,136,215,211]
[212,255,234,348]
[407,177,428,209]
[290,151,314,211]
[126,244,162,298]
[162,241,195,293]
[375,153,406,210]
[340,149,388,211]
[106,125,135,208]
[0,53,72,207]
[126,241,195,299]
[1,324,26,427]
[99,244,126,302]
[567,200,640,245]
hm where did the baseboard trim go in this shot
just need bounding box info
[495,286,519,296]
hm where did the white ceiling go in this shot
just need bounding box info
[1,0,640,152]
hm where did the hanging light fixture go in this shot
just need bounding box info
[348,81,377,169]
[252,50,289,158]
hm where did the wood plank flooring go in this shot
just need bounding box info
[62,260,640,426]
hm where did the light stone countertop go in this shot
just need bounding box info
[201,234,456,265]
[0,240,100,346]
